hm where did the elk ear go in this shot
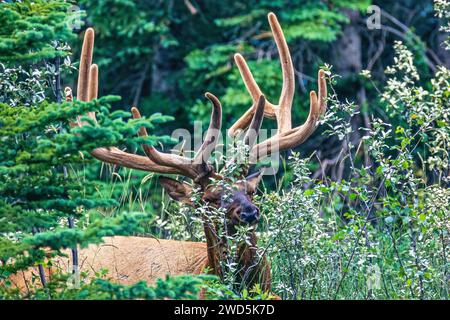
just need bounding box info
[237,171,264,194]
[158,177,193,205]
[245,171,264,193]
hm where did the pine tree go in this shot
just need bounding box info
[0,0,76,62]
[0,0,203,299]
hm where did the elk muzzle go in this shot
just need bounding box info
[239,205,260,224]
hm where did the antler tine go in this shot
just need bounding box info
[131,93,222,182]
[233,53,263,104]
[77,28,94,102]
[87,64,98,121]
[251,69,327,160]
[229,12,295,137]
[70,28,188,176]
[193,92,222,164]
[130,107,149,138]
[65,87,73,102]
[268,12,295,133]
[65,85,181,174]
[87,64,98,102]
[130,107,195,177]
[234,54,278,117]
[75,29,97,127]
[227,13,327,163]
[71,27,94,128]
[228,55,276,136]
[318,69,327,115]
[244,95,265,147]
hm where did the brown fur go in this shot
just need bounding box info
[7,236,208,294]
[6,13,327,300]
[156,176,273,294]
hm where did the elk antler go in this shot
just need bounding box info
[130,92,222,182]
[229,13,327,162]
[68,28,223,185]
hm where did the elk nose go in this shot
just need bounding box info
[240,208,259,224]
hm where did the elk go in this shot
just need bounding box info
[6,12,327,297]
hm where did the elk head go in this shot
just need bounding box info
[158,172,263,226]
[68,12,327,293]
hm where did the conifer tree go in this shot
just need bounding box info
[0,0,203,299]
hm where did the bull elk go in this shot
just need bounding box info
[7,12,327,297]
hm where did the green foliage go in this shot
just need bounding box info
[78,0,372,136]
[0,92,173,272]
[181,0,371,128]
[0,0,77,62]
[163,42,449,299]
[1,273,210,300]
[76,0,178,100]
[256,44,449,299]
[203,278,277,300]
[215,1,370,42]
[435,0,450,49]
[0,0,203,300]
[1,0,448,301]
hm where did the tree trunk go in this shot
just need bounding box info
[334,10,362,77]
[151,44,173,95]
